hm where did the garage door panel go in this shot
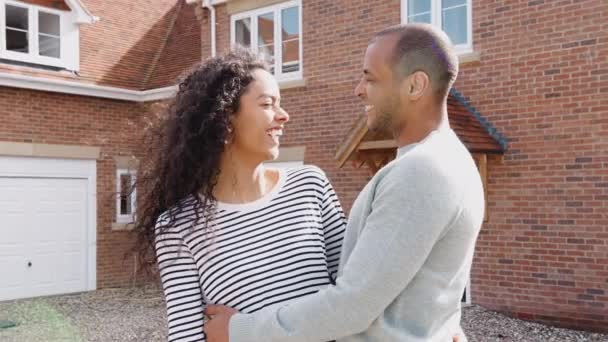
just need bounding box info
[0,181,29,247]
[0,179,30,301]
[31,252,57,285]
[65,212,87,242]
[0,196,26,212]
[35,201,56,214]
[31,179,88,298]
[0,216,28,245]
[63,250,86,281]
[31,217,59,243]
[0,172,91,301]
[0,256,27,289]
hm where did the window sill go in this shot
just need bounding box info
[1,50,70,70]
[112,222,134,231]
[458,51,481,65]
[278,77,306,90]
[0,61,78,83]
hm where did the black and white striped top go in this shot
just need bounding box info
[155,166,347,342]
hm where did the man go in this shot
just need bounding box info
[204,23,485,342]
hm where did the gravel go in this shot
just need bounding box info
[0,285,167,342]
[461,305,608,342]
[0,286,606,342]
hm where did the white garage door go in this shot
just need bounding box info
[0,156,96,301]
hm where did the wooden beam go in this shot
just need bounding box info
[356,150,396,175]
[380,150,395,167]
[358,140,397,151]
[473,153,488,222]
[358,154,378,176]
[335,117,368,168]
[351,158,365,169]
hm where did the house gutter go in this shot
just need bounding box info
[0,72,177,102]
[187,0,226,57]
[203,0,217,57]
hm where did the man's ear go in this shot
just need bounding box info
[398,76,413,101]
[408,71,430,100]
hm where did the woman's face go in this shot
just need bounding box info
[230,68,290,162]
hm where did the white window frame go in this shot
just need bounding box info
[401,0,473,54]
[116,168,136,224]
[0,0,81,70]
[230,0,303,82]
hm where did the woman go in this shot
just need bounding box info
[132,49,346,342]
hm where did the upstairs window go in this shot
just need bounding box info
[231,0,302,81]
[401,0,472,53]
[0,0,94,70]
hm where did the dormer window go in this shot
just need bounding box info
[0,0,96,70]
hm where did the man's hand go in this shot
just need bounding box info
[204,305,239,342]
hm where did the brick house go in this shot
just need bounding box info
[0,0,203,294]
[0,0,606,334]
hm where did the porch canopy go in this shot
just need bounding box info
[335,89,507,174]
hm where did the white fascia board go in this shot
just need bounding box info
[0,72,177,102]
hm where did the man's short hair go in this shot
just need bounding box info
[374,24,459,100]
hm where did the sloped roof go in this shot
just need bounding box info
[335,88,508,167]
[145,0,202,89]
[2,0,200,90]
[448,88,508,153]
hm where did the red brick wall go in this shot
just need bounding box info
[0,86,152,288]
[197,0,607,332]
[456,0,608,332]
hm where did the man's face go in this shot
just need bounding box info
[354,36,404,133]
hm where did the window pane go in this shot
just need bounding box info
[258,12,275,72]
[6,5,29,53]
[408,13,431,24]
[442,6,467,45]
[443,0,466,9]
[6,5,28,30]
[408,0,431,16]
[6,29,28,53]
[235,18,251,47]
[38,12,60,36]
[281,6,299,73]
[119,174,132,215]
[39,35,60,58]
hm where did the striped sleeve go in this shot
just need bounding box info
[319,173,347,280]
[155,215,206,342]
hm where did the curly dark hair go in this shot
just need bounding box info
[131,48,268,271]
